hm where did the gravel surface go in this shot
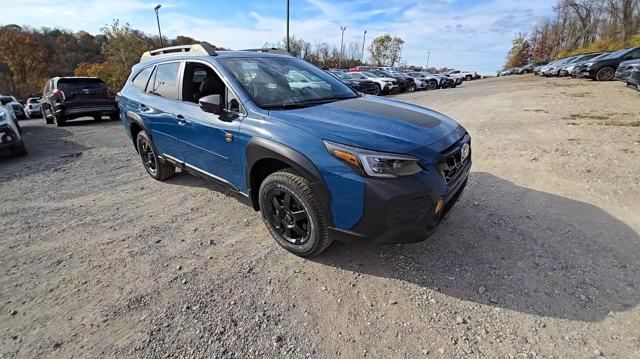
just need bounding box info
[1,76,639,358]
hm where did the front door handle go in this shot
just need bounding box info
[176,114,190,125]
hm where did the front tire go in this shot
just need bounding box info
[259,169,332,257]
[406,84,416,92]
[465,75,472,81]
[10,141,27,156]
[595,67,614,81]
[427,80,438,90]
[374,84,382,96]
[136,131,175,181]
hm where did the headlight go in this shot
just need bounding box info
[324,140,423,178]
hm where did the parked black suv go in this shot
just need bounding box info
[41,77,118,126]
[329,71,380,95]
[576,47,640,81]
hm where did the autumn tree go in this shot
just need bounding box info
[369,34,405,66]
[0,28,49,97]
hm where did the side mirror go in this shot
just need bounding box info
[199,94,222,115]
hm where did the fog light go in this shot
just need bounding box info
[435,199,444,216]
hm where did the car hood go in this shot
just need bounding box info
[269,96,460,153]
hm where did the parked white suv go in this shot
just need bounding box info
[0,96,27,156]
[349,72,399,94]
[446,70,477,81]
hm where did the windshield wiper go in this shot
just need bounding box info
[263,95,357,109]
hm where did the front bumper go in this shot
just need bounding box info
[329,158,471,245]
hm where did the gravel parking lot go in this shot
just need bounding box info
[1,76,639,358]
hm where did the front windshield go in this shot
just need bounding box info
[602,48,630,59]
[220,56,357,108]
[333,72,353,80]
[590,52,610,61]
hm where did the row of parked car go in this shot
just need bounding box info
[328,66,479,95]
[500,46,640,91]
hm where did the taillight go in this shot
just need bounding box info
[52,89,65,102]
[107,89,115,98]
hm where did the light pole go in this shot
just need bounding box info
[286,0,290,52]
[361,30,367,63]
[154,4,163,48]
[426,50,431,70]
[339,26,346,69]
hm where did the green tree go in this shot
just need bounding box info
[368,34,405,66]
[100,19,150,90]
[505,33,532,68]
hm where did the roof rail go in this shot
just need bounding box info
[140,43,217,62]
[241,48,292,56]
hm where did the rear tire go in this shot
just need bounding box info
[136,131,175,181]
[406,84,416,92]
[53,111,66,127]
[259,168,332,257]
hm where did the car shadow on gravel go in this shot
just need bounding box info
[0,123,88,182]
[314,172,640,322]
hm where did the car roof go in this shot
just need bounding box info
[132,48,294,73]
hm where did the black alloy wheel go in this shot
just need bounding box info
[427,80,438,90]
[264,188,310,245]
[595,67,614,81]
[258,169,332,257]
[135,130,175,181]
[138,135,158,177]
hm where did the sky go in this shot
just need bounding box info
[0,0,555,74]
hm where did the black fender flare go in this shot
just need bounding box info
[125,111,150,152]
[245,137,333,226]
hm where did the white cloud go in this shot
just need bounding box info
[1,0,555,73]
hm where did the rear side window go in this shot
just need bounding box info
[132,67,154,92]
[58,78,107,93]
[149,62,180,100]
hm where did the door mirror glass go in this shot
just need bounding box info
[199,94,222,114]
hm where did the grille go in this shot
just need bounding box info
[438,135,470,183]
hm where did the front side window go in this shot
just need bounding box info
[220,56,357,109]
[149,62,180,100]
[132,66,154,92]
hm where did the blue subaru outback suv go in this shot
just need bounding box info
[118,44,471,257]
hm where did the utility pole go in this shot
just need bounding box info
[154,4,163,48]
[426,50,431,70]
[361,30,367,63]
[286,0,290,52]
[339,26,346,69]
